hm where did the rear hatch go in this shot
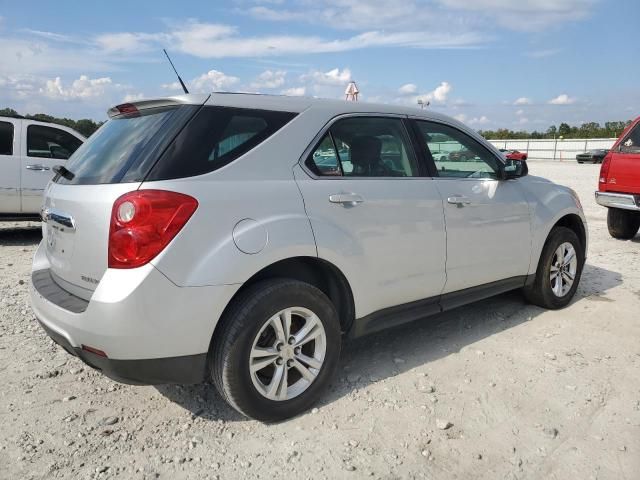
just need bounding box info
[41,96,207,300]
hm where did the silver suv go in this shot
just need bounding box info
[31,93,587,421]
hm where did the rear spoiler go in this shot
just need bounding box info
[107,94,210,119]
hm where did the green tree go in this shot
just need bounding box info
[558,123,571,137]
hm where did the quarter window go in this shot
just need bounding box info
[415,121,501,179]
[147,107,296,181]
[0,121,14,156]
[27,125,82,159]
[307,117,419,177]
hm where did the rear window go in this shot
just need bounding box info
[620,122,640,153]
[146,106,296,181]
[55,105,295,185]
[55,105,198,185]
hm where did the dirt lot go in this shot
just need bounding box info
[0,162,638,480]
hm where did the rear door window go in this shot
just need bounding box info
[147,106,296,181]
[306,116,420,177]
[27,125,82,159]
[0,121,13,155]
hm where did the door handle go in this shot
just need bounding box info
[26,164,51,171]
[329,193,364,206]
[447,195,472,206]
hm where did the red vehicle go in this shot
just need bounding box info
[595,117,640,239]
[499,149,528,161]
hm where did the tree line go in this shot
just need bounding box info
[479,120,633,140]
[0,108,103,137]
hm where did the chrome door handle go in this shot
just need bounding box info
[329,193,364,206]
[447,195,471,206]
[26,164,51,171]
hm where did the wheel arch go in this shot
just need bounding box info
[553,213,587,253]
[211,256,356,345]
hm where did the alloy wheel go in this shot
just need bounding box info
[549,242,578,297]
[249,307,327,401]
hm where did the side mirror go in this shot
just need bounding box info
[502,159,528,179]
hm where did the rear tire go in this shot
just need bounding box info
[211,279,341,422]
[607,208,640,239]
[523,227,584,309]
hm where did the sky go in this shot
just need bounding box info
[0,0,638,131]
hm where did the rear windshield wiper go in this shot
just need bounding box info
[52,165,75,181]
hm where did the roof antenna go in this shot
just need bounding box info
[163,48,189,94]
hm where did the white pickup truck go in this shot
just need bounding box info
[0,116,85,219]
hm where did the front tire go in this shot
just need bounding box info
[607,208,640,239]
[211,279,341,422]
[523,227,584,309]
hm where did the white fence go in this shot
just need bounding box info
[488,138,616,161]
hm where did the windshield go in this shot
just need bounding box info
[55,105,198,185]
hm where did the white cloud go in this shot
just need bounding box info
[94,32,167,53]
[398,83,417,95]
[0,38,114,75]
[161,69,240,93]
[417,81,451,104]
[436,0,595,30]
[515,109,525,116]
[161,81,182,91]
[301,68,352,86]
[468,115,490,126]
[518,117,529,124]
[250,70,286,89]
[122,93,145,102]
[41,75,113,99]
[93,20,485,60]
[281,86,306,96]
[251,0,596,35]
[191,70,240,92]
[454,113,489,125]
[549,93,576,105]
[514,97,532,105]
[20,29,76,43]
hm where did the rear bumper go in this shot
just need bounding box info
[30,241,239,385]
[38,319,207,385]
[595,191,640,211]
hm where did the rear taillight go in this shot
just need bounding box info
[598,153,612,189]
[108,190,198,269]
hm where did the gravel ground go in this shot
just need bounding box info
[1,162,638,480]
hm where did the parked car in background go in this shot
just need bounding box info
[499,149,528,161]
[0,117,85,219]
[447,147,475,161]
[595,117,640,239]
[576,149,609,164]
[31,94,587,421]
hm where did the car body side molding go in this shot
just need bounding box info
[349,275,531,338]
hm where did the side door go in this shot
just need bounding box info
[21,123,83,214]
[410,119,531,294]
[294,115,447,319]
[608,120,640,194]
[0,119,21,213]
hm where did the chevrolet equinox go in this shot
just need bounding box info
[31,93,588,421]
